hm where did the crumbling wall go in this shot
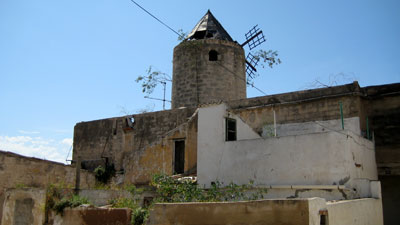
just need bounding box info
[147,198,326,225]
[0,151,94,191]
[0,150,95,222]
[73,107,197,184]
[1,188,46,225]
[122,111,198,184]
[326,198,383,225]
[197,103,377,199]
[48,208,132,225]
[228,82,365,136]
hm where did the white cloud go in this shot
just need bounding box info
[0,135,70,164]
[61,138,73,146]
[18,130,40,135]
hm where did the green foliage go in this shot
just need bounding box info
[109,197,138,209]
[248,49,281,83]
[135,66,172,95]
[44,184,90,219]
[177,29,187,41]
[132,207,150,225]
[94,164,115,184]
[253,49,281,69]
[124,184,144,196]
[150,173,268,203]
[15,183,27,189]
[53,195,90,215]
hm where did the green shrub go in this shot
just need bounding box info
[150,173,268,203]
[94,164,115,184]
[53,195,90,215]
[132,207,149,225]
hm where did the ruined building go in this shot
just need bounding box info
[1,10,399,225]
[70,10,400,224]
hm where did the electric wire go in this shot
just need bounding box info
[129,0,181,37]
[129,0,268,96]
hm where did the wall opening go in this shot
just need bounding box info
[14,198,34,225]
[174,140,185,174]
[320,214,328,225]
[226,118,237,141]
[209,50,218,61]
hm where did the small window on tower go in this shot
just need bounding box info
[226,118,237,141]
[209,50,218,61]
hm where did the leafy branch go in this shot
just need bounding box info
[135,66,172,95]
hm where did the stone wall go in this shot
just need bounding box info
[1,188,46,225]
[0,150,95,223]
[122,110,198,184]
[147,199,314,225]
[48,208,132,225]
[228,82,365,136]
[0,151,94,191]
[73,107,198,185]
[197,104,377,199]
[326,198,384,225]
[172,39,246,108]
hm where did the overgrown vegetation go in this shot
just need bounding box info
[44,174,267,225]
[108,184,150,225]
[53,194,90,215]
[44,183,91,223]
[94,164,115,184]
[150,173,268,203]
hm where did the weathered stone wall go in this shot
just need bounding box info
[228,82,365,135]
[172,39,246,108]
[0,151,95,191]
[326,198,384,225]
[73,107,198,184]
[1,188,46,225]
[0,151,95,223]
[363,83,400,175]
[122,110,198,184]
[147,198,327,225]
[197,104,377,199]
[48,208,132,225]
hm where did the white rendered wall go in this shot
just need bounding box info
[327,198,383,225]
[261,117,361,138]
[197,104,377,198]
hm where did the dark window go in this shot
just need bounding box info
[320,215,327,225]
[209,50,218,61]
[226,118,237,141]
[174,140,185,174]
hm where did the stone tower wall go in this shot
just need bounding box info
[172,39,246,108]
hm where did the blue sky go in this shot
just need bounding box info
[0,0,399,163]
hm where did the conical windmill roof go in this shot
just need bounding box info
[186,10,233,41]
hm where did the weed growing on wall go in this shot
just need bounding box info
[53,194,90,215]
[108,184,149,225]
[150,173,268,203]
[94,164,115,184]
[43,183,91,223]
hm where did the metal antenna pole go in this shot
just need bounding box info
[162,82,166,110]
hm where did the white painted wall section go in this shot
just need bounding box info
[197,104,378,199]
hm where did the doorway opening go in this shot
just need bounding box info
[174,140,185,174]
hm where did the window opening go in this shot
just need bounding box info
[226,118,237,141]
[320,215,327,225]
[209,50,218,61]
[174,140,185,174]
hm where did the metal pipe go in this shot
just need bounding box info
[273,109,277,137]
[339,102,344,130]
[366,117,370,139]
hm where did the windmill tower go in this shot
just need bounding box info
[171,10,247,109]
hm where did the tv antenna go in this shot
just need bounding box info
[144,81,171,110]
[240,25,266,80]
